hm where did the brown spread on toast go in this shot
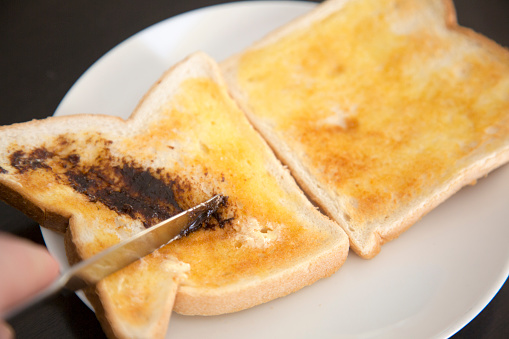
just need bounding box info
[8,138,184,227]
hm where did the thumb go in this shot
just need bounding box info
[0,232,60,311]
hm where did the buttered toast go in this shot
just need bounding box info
[0,52,348,338]
[221,0,509,258]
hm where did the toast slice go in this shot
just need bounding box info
[221,0,509,258]
[0,52,348,338]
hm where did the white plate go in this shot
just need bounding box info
[41,1,509,338]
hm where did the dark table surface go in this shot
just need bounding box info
[1,0,508,338]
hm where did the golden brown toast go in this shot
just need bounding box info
[0,52,348,338]
[221,0,509,258]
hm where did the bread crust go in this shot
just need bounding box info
[174,230,348,315]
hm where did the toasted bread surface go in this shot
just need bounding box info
[221,0,509,258]
[0,52,348,338]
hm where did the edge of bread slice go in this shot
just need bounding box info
[0,52,349,338]
[221,0,509,258]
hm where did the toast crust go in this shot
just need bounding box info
[221,0,509,258]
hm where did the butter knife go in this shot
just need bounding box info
[3,194,224,319]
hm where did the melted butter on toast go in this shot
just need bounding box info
[100,251,188,327]
[236,0,509,225]
[127,78,332,287]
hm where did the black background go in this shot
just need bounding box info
[1,0,508,338]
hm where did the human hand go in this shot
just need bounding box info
[0,232,59,339]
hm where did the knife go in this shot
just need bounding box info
[3,194,224,320]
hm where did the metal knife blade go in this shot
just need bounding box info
[3,194,224,319]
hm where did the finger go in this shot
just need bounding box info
[0,321,13,339]
[0,232,60,311]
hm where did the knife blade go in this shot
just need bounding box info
[3,194,224,319]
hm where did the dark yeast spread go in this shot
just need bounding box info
[7,134,229,229]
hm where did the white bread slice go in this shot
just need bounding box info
[0,52,349,338]
[221,0,509,259]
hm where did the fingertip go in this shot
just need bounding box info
[20,236,61,288]
[32,241,61,281]
[46,250,60,280]
[0,321,13,339]
[0,232,60,310]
